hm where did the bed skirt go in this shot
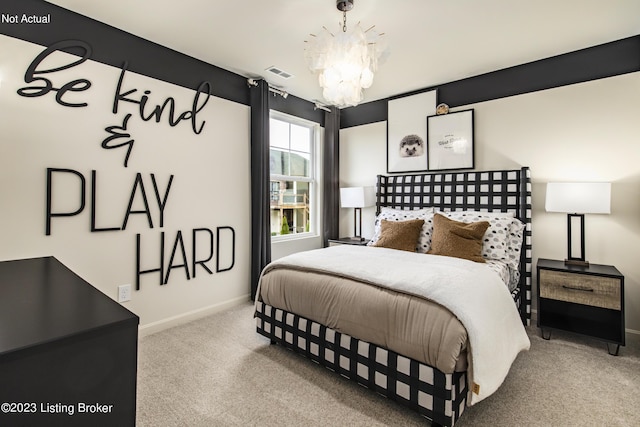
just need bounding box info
[255,302,468,426]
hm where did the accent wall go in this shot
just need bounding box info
[0,34,251,332]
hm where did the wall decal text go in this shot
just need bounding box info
[17,40,92,107]
[136,227,236,289]
[19,39,231,291]
[18,41,212,168]
[45,167,236,288]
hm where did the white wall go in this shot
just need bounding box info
[0,36,251,332]
[340,72,640,333]
[339,121,386,239]
[272,236,323,261]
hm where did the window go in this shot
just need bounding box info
[269,112,319,239]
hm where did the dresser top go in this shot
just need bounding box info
[0,257,139,357]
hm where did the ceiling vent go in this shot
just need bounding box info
[265,66,294,79]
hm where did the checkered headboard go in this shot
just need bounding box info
[376,167,532,324]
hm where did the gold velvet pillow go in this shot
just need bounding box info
[427,214,490,263]
[372,219,425,252]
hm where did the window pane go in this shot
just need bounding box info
[270,182,280,203]
[270,180,311,236]
[270,119,289,150]
[290,124,311,153]
[270,148,289,176]
[288,151,310,177]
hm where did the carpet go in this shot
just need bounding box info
[137,302,639,426]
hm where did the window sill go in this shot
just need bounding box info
[271,233,319,243]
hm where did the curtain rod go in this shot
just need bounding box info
[313,102,331,112]
[246,78,333,112]
[247,78,288,99]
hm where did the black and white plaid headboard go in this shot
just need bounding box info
[376,167,532,325]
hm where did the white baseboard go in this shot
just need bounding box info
[138,294,251,338]
[626,328,640,336]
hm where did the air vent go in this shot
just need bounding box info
[265,66,294,79]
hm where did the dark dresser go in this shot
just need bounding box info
[0,257,139,426]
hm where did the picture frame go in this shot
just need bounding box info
[427,109,474,171]
[386,90,437,173]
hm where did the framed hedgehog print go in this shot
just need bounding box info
[427,109,474,171]
[387,90,437,173]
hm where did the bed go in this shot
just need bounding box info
[255,167,532,426]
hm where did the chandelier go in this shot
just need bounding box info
[304,0,387,108]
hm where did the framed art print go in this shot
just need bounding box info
[427,109,474,171]
[387,90,437,173]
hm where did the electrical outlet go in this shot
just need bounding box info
[117,284,131,302]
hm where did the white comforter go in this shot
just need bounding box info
[264,245,530,405]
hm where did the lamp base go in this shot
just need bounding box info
[349,236,365,242]
[566,213,588,268]
[564,259,589,267]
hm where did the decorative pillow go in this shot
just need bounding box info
[368,207,434,253]
[505,218,525,271]
[373,219,425,252]
[438,211,514,262]
[427,214,490,263]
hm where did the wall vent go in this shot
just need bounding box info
[265,66,294,79]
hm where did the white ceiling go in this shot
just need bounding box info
[48,0,640,105]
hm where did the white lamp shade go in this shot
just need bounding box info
[545,182,611,214]
[340,186,376,208]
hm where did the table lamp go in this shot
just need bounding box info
[545,182,611,266]
[340,186,376,240]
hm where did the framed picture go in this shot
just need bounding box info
[387,90,437,173]
[427,109,474,171]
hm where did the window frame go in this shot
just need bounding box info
[269,111,321,242]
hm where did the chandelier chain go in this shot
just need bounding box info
[342,11,347,32]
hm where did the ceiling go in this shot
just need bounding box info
[47,0,640,106]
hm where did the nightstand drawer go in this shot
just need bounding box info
[539,269,621,310]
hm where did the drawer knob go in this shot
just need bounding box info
[562,285,594,292]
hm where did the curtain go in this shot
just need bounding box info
[250,79,271,301]
[322,106,340,247]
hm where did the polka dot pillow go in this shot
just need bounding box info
[505,218,525,271]
[368,207,434,253]
[439,211,515,262]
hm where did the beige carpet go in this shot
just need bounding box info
[137,302,640,426]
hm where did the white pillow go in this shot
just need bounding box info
[433,209,514,218]
[368,207,434,253]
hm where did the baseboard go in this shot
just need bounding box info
[138,294,251,338]
[626,328,640,336]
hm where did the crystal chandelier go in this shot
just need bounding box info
[304,0,387,108]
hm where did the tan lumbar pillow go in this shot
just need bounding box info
[427,214,490,263]
[372,219,425,252]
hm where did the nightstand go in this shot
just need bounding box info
[328,237,369,247]
[537,258,625,355]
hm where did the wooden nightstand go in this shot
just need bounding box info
[537,258,625,355]
[328,237,369,247]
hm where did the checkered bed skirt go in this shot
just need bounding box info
[255,302,467,426]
